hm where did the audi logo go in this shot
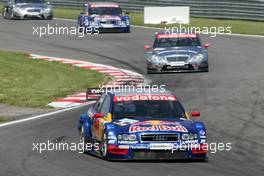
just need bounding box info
[152,135,168,141]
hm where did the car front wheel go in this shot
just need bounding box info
[2,8,8,19]
[79,125,89,153]
[100,133,109,159]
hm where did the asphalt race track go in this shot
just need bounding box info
[0,19,264,176]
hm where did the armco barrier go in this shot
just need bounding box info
[47,0,264,21]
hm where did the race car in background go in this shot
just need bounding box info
[77,2,130,33]
[144,32,210,73]
[2,0,53,20]
[78,88,208,160]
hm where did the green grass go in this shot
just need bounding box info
[54,7,81,20]
[0,116,15,123]
[0,50,110,108]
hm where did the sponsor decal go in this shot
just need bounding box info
[150,143,172,150]
[200,136,206,139]
[181,140,199,144]
[108,136,117,140]
[199,130,206,136]
[130,144,149,149]
[114,118,139,126]
[90,4,119,8]
[108,131,114,136]
[114,94,176,102]
[200,139,206,143]
[132,120,179,126]
[108,132,117,140]
[94,119,100,129]
[118,145,129,149]
[156,34,197,39]
[129,125,188,133]
[108,139,116,144]
[118,141,138,144]
[94,15,121,21]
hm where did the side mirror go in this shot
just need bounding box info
[144,45,151,51]
[93,113,103,118]
[203,43,210,48]
[191,111,200,117]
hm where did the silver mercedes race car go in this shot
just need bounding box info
[144,32,210,74]
[2,0,53,20]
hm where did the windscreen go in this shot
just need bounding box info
[89,7,122,16]
[154,37,201,48]
[113,100,185,119]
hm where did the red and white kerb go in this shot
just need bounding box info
[156,34,197,39]
[114,94,177,102]
[90,4,119,8]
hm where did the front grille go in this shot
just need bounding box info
[133,150,186,160]
[166,56,189,62]
[27,9,40,13]
[100,20,117,25]
[141,134,179,142]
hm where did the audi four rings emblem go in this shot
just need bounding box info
[153,135,168,141]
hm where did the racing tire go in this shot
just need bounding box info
[147,69,157,74]
[2,8,8,19]
[125,27,130,33]
[47,15,53,20]
[203,66,209,72]
[9,11,14,20]
[79,125,90,153]
[100,133,109,160]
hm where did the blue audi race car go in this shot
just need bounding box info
[77,2,130,33]
[144,32,210,74]
[78,87,208,160]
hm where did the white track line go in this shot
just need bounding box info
[0,102,93,128]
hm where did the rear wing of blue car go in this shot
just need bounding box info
[86,87,114,101]
[86,88,103,101]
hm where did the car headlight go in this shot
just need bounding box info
[118,20,126,25]
[126,19,130,25]
[151,55,166,64]
[13,7,22,12]
[45,8,52,12]
[182,133,198,140]
[117,134,137,141]
[195,53,204,62]
[188,53,204,64]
